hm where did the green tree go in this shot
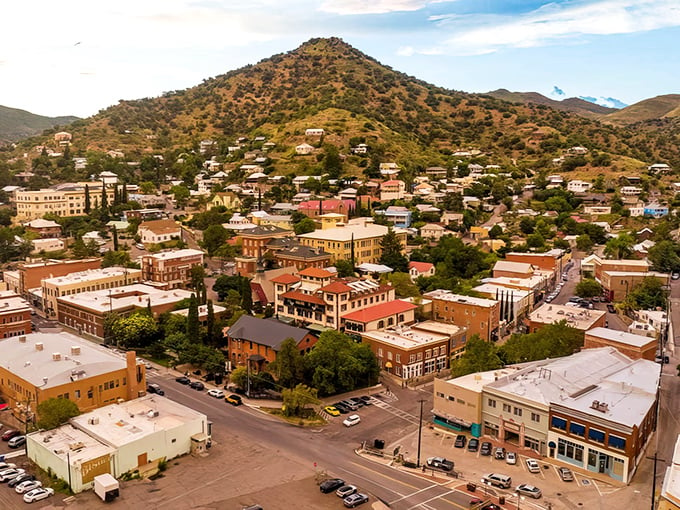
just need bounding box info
[205,300,218,345]
[526,232,545,249]
[499,321,584,364]
[322,144,342,179]
[187,293,200,340]
[171,185,190,208]
[110,311,160,348]
[102,250,134,268]
[84,184,91,213]
[240,278,253,314]
[101,185,108,210]
[604,233,635,259]
[335,259,355,278]
[575,278,602,298]
[450,336,503,377]
[201,225,228,257]
[627,277,668,310]
[112,227,119,251]
[281,384,320,417]
[294,217,316,235]
[519,217,535,235]
[575,234,593,252]
[213,275,244,300]
[385,272,421,298]
[230,366,248,389]
[379,228,408,273]
[270,338,304,389]
[36,398,80,430]
[648,241,680,273]
[488,225,503,239]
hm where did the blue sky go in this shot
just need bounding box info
[1,0,678,117]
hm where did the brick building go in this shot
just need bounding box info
[0,291,31,339]
[583,327,657,361]
[235,225,294,276]
[24,218,62,238]
[141,249,204,289]
[425,289,500,341]
[10,258,102,304]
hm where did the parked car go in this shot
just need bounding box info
[0,463,16,471]
[146,383,164,395]
[343,493,369,508]
[15,479,42,494]
[426,457,454,471]
[481,473,512,489]
[672,272,680,280]
[656,354,670,364]
[0,468,25,482]
[23,487,54,503]
[8,435,26,448]
[343,414,361,427]
[506,452,516,465]
[494,447,506,460]
[480,442,493,456]
[339,400,359,411]
[568,296,582,304]
[336,485,357,498]
[558,467,574,482]
[607,304,616,313]
[349,397,365,407]
[1,429,20,441]
[454,435,467,448]
[135,243,145,250]
[319,478,345,493]
[8,473,34,488]
[333,402,350,414]
[481,505,502,510]
[468,438,479,452]
[324,406,340,417]
[207,389,225,399]
[175,376,190,385]
[525,459,541,473]
[358,396,372,405]
[516,484,542,499]
[226,394,243,406]
[189,381,205,391]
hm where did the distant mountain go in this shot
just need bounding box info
[485,89,615,119]
[602,94,680,125]
[579,96,628,109]
[0,105,79,143]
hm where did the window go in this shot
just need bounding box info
[531,412,540,423]
[551,416,567,431]
[557,438,584,464]
[588,428,605,443]
[569,422,585,437]
[378,348,383,357]
[488,399,496,408]
[503,403,511,413]
[395,354,401,363]
[608,435,626,450]
[513,407,522,417]
[75,390,81,399]
[436,392,445,398]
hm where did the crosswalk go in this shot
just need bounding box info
[371,394,421,426]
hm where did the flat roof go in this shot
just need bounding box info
[28,425,114,466]
[586,327,655,348]
[298,218,402,242]
[0,294,30,313]
[0,331,126,388]
[448,367,520,392]
[493,260,534,273]
[424,290,497,308]
[42,266,141,286]
[363,321,462,350]
[473,284,530,301]
[171,303,226,319]
[142,248,204,260]
[661,435,680,505]
[57,283,193,313]
[71,394,207,448]
[529,303,605,330]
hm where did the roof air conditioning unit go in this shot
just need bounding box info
[52,352,61,361]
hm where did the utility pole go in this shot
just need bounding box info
[417,398,426,467]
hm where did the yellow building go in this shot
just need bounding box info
[41,266,142,318]
[15,182,116,221]
[297,217,407,264]
[0,331,146,420]
[208,191,242,211]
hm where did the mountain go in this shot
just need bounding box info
[602,94,680,125]
[0,105,79,143]
[485,89,615,119]
[579,96,628,109]
[8,38,680,174]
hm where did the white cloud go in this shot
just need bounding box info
[397,46,415,56]
[320,0,439,15]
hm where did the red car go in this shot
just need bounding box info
[2,429,20,441]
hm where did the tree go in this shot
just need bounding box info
[322,144,342,179]
[488,225,503,239]
[499,321,584,364]
[270,338,304,389]
[36,398,80,430]
[294,217,316,235]
[519,217,535,235]
[648,240,680,273]
[110,311,160,348]
[100,184,108,211]
[604,233,635,259]
[84,184,91,213]
[213,275,244,300]
[201,225,228,257]
[450,336,503,377]
[205,300,219,345]
[112,227,119,251]
[575,278,602,298]
[379,228,408,273]
[240,278,253,314]
[281,384,320,417]
[385,272,421,298]
[627,277,668,310]
[187,293,200,340]
[334,259,355,278]
[171,185,190,208]
[575,234,593,252]
[102,250,133,268]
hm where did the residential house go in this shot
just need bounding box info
[379,163,400,177]
[138,219,182,245]
[408,261,435,281]
[649,163,671,174]
[583,206,612,215]
[208,192,242,211]
[24,218,62,238]
[567,180,593,193]
[295,143,315,155]
[425,289,500,341]
[380,180,406,201]
[644,203,669,218]
[305,128,324,136]
[620,186,643,197]
[32,238,65,253]
[420,223,447,241]
[375,206,412,228]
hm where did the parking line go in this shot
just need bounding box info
[407,488,467,509]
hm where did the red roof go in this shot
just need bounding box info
[297,199,345,211]
[250,282,267,304]
[381,180,404,187]
[270,273,301,284]
[409,261,434,273]
[341,300,417,324]
[299,267,334,278]
[319,281,353,294]
[280,290,325,306]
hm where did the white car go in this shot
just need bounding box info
[207,389,225,399]
[0,462,16,471]
[0,468,25,482]
[343,414,361,427]
[23,487,54,503]
[16,480,42,494]
[526,458,541,473]
[506,452,517,465]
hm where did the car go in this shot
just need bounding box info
[135,243,146,250]
[480,441,493,456]
[146,383,164,395]
[506,452,517,465]
[525,459,541,473]
[319,478,345,493]
[0,468,25,482]
[568,296,582,304]
[468,438,479,452]
[516,483,542,499]
[657,354,670,364]
[175,376,190,385]
[349,397,365,407]
[343,414,361,427]
[591,296,601,302]
[8,435,26,448]
[136,357,152,369]
[207,389,225,399]
[189,381,205,391]
[579,300,594,309]
[358,396,372,405]
[8,473,34,488]
[607,304,616,313]
[673,272,680,280]
[494,447,506,460]
[242,506,263,510]
[454,435,467,448]
[324,405,341,417]
[15,479,42,494]
[339,400,360,411]
[1,429,20,441]
[481,505,502,510]
[0,463,16,471]
[226,394,243,406]
[558,466,574,481]
[336,484,357,498]
[343,493,369,508]
[23,487,54,503]
[481,473,512,489]
[544,296,553,303]
[426,457,454,471]
[333,402,350,414]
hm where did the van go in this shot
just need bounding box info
[482,473,512,489]
[340,400,359,411]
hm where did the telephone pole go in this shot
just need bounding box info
[417,398,426,467]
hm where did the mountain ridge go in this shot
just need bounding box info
[0,105,79,143]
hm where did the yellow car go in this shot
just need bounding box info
[324,405,340,417]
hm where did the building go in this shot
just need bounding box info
[208,192,242,211]
[12,258,102,302]
[584,327,657,361]
[24,218,62,238]
[660,435,680,510]
[527,303,606,339]
[42,266,142,318]
[375,206,412,228]
[27,395,208,493]
[138,219,182,245]
[472,283,532,330]
[296,199,353,221]
[0,291,31,338]
[492,260,535,279]
[14,183,116,221]
[273,244,332,272]
[170,303,227,326]
[420,224,447,241]
[225,315,318,369]
[600,270,669,302]
[380,180,406,201]
[567,180,593,193]
[31,238,65,253]
[644,203,669,218]
[140,249,204,290]
[362,321,466,380]
[57,284,193,340]
[341,300,417,334]
[305,128,324,136]
[505,250,568,279]
[408,261,435,281]
[235,225,295,276]
[122,209,169,222]
[581,255,650,281]
[297,217,407,265]
[425,290,500,341]
[295,143,315,155]
[0,332,146,416]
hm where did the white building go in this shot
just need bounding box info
[567,180,592,193]
[295,143,315,155]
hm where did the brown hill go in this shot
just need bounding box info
[602,94,680,125]
[485,89,615,119]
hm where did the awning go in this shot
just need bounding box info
[385,362,393,368]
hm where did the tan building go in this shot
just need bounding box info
[379,180,406,201]
[493,260,535,279]
[42,266,142,318]
[527,303,606,340]
[341,300,417,334]
[581,254,650,281]
[0,331,146,418]
[425,289,500,341]
[600,270,669,302]
[208,191,242,211]
[14,258,102,301]
[0,291,31,339]
[141,249,204,289]
[31,238,65,253]
[15,182,115,221]
[506,249,569,278]
[138,219,182,245]
[24,218,62,238]
[660,435,680,510]
[584,327,656,361]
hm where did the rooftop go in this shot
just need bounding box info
[171,303,226,319]
[362,321,463,350]
[138,219,181,234]
[342,300,417,324]
[585,327,655,348]
[529,303,606,330]
[57,283,193,313]
[493,260,535,274]
[142,249,204,261]
[424,290,498,308]
[42,266,141,286]
[661,435,680,506]
[0,331,127,389]
[225,315,312,349]
[298,218,400,242]
[0,294,31,314]
[299,267,334,279]
[28,425,115,467]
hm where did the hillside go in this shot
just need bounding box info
[8,38,680,176]
[602,94,680,125]
[485,89,615,119]
[0,105,78,143]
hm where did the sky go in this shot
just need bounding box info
[2,0,679,118]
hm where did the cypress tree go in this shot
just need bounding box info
[101,183,108,210]
[206,300,216,344]
[240,278,252,314]
[84,184,91,213]
[113,227,119,251]
[187,293,200,341]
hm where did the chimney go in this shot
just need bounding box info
[71,346,81,356]
[52,352,61,361]
[36,342,44,351]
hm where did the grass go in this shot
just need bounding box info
[261,407,327,427]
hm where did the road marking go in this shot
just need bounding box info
[344,460,422,490]
[389,483,445,504]
[407,488,465,509]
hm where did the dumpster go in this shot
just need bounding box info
[374,439,385,449]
